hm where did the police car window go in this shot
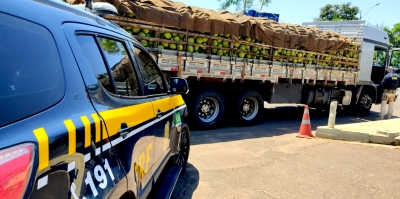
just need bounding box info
[98,37,140,97]
[133,47,166,95]
[76,35,115,93]
[0,13,64,127]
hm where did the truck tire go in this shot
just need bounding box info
[189,89,225,128]
[356,89,373,115]
[233,90,263,126]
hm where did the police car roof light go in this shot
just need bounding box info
[0,143,35,199]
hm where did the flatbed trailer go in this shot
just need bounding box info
[105,15,397,128]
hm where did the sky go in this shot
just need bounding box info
[171,0,398,29]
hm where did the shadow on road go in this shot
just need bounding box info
[171,163,200,199]
[188,105,396,146]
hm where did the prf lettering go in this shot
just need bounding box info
[134,143,152,184]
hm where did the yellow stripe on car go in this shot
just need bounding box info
[172,95,185,107]
[91,113,101,143]
[80,116,91,148]
[64,120,76,155]
[152,97,175,113]
[102,120,108,140]
[99,102,155,138]
[89,97,183,143]
[33,128,49,171]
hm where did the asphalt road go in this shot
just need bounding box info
[171,97,400,199]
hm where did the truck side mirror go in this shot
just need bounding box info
[170,78,189,94]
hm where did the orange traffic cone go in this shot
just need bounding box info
[296,105,313,139]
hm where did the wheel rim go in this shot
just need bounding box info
[240,97,259,120]
[360,93,372,110]
[197,97,219,123]
[175,130,189,166]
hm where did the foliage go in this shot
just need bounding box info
[98,37,126,55]
[259,0,272,11]
[217,0,272,13]
[314,2,359,21]
[383,23,400,68]
[391,51,400,68]
[383,23,400,48]
[373,50,386,66]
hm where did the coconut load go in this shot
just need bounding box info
[68,0,361,68]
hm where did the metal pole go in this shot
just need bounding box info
[328,101,338,128]
[360,3,380,20]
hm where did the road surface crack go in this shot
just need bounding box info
[250,187,280,198]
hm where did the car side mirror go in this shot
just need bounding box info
[170,77,189,94]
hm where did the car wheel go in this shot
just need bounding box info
[189,89,225,128]
[233,90,263,125]
[174,124,190,170]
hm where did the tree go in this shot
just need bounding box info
[217,0,272,13]
[259,0,272,11]
[98,37,126,55]
[383,23,400,68]
[383,23,400,48]
[315,2,359,21]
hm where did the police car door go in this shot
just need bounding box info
[129,44,176,180]
[64,24,156,197]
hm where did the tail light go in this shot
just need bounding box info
[0,143,35,199]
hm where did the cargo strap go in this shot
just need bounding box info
[177,51,182,77]
[241,59,247,82]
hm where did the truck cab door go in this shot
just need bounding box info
[63,24,157,198]
[371,46,388,85]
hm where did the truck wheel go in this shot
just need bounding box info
[174,123,190,170]
[356,90,373,115]
[233,90,263,125]
[190,89,225,128]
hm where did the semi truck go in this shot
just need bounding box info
[73,1,400,129]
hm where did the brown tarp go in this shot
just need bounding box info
[69,0,356,52]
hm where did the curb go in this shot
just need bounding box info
[316,126,400,146]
